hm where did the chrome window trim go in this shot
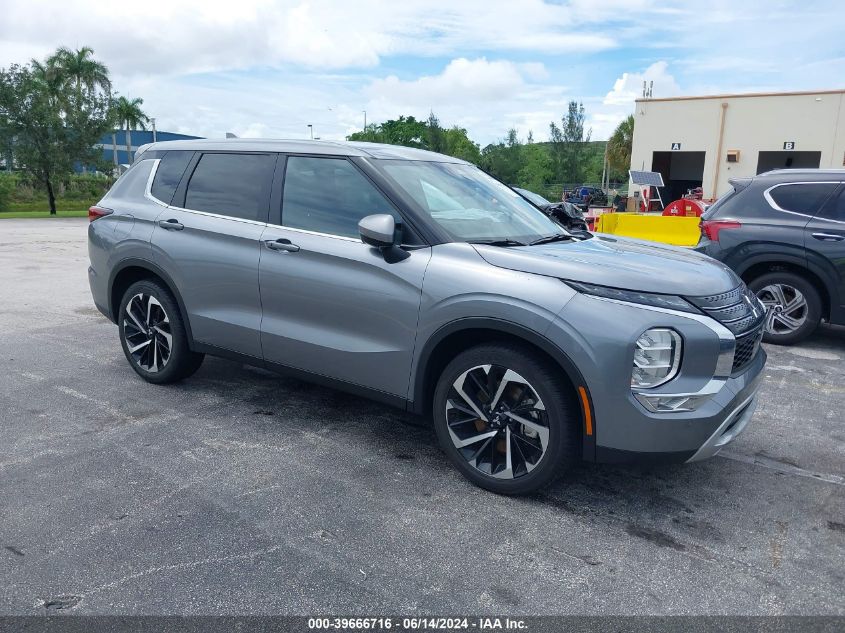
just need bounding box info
[265,225,361,243]
[762,181,840,217]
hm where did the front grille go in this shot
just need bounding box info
[731,327,764,373]
[686,284,767,373]
[687,284,767,335]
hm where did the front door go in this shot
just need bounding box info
[259,155,430,398]
[152,151,277,358]
[805,183,845,320]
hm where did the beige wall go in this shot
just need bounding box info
[628,90,845,200]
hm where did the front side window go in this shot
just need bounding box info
[282,156,398,238]
[184,153,275,221]
[379,160,561,243]
[767,183,837,215]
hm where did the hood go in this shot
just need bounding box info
[472,234,741,296]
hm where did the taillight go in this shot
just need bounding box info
[88,206,113,222]
[700,219,741,242]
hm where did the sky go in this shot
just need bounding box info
[1,0,843,145]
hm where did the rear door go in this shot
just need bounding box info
[804,183,845,322]
[258,155,431,398]
[151,151,278,358]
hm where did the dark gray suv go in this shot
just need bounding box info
[696,169,845,344]
[88,139,766,494]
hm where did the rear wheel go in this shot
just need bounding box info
[432,343,580,495]
[748,272,822,345]
[118,280,204,383]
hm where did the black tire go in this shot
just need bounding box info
[118,279,204,384]
[748,272,822,345]
[432,343,580,495]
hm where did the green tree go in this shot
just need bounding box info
[560,101,591,183]
[0,62,111,213]
[517,143,553,193]
[607,114,634,175]
[443,126,481,164]
[113,96,149,164]
[46,46,111,100]
[425,111,446,154]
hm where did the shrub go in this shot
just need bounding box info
[0,173,15,212]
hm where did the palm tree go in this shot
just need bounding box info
[41,47,113,173]
[113,96,149,166]
[46,46,111,99]
[607,115,635,174]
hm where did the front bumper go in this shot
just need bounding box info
[687,392,757,462]
[547,292,767,464]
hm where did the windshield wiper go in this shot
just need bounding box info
[468,238,526,247]
[529,233,574,246]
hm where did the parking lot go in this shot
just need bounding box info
[1,217,843,615]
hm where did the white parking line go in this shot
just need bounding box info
[719,450,845,486]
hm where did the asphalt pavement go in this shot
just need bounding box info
[1,218,843,615]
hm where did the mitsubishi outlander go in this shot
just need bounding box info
[88,140,767,494]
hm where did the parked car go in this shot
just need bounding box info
[513,187,589,231]
[696,169,845,344]
[565,186,608,207]
[88,140,766,494]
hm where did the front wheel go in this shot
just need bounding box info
[748,272,822,345]
[118,279,204,383]
[432,343,580,495]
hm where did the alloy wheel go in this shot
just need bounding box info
[123,293,172,373]
[757,283,808,335]
[445,364,549,479]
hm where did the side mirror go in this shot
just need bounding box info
[358,214,409,263]
[359,214,397,248]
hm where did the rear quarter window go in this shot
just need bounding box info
[150,151,194,205]
[766,182,837,215]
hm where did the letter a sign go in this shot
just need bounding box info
[671,142,681,151]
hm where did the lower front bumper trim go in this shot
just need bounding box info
[686,395,758,462]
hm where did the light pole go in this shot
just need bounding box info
[362,110,367,131]
[307,124,313,139]
[151,117,157,143]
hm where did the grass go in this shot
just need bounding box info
[0,209,89,218]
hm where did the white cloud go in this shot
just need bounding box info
[0,0,617,77]
[2,0,843,147]
[603,61,681,106]
[362,58,571,144]
[367,58,538,107]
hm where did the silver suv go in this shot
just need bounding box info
[88,139,767,494]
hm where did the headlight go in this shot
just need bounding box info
[565,281,698,313]
[631,328,682,388]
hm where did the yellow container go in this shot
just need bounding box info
[593,213,700,247]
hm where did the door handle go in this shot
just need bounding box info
[265,238,300,252]
[158,219,184,231]
[811,232,845,242]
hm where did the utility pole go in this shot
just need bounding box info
[362,110,367,131]
[307,124,313,139]
[151,117,157,143]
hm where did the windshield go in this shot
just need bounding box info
[515,188,551,207]
[378,160,563,243]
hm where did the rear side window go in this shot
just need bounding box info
[151,151,193,204]
[281,156,397,238]
[767,183,837,215]
[185,153,275,221]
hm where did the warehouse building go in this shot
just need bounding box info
[628,89,845,205]
[95,129,203,167]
